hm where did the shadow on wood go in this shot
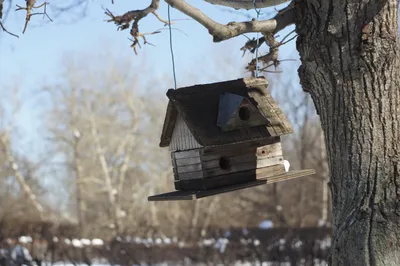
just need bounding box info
[148,169,316,201]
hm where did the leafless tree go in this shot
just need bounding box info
[41,54,180,240]
[0,87,51,225]
[3,0,399,262]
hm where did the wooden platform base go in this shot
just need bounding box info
[148,169,315,201]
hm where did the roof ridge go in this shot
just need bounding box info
[160,77,292,148]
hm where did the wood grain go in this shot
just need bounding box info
[159,77,293,147]
[148,169,316,201]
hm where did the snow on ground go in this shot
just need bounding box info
[11,235,332,253]
[50,261,328,266]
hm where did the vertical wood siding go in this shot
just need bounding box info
[169,115,202,151]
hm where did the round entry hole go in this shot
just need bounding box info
[219,157,231,170]
[239,106,250,120]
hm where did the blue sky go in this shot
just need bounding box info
[0,0,299,158]
[0,0,306,210]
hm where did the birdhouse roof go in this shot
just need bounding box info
[159,77,293,147]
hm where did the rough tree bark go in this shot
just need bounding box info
[296,0,400,265]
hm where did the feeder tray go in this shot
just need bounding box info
[148,169,315,201]
[149,77,316,202]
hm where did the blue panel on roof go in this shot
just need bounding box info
[217,92,270,131]
[217,92,244,127]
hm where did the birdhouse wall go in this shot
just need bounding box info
[174,164,286,191]
[169,114,202,151]
[171,137,286,190]
[171,149,204,180]
[199,141,285,178]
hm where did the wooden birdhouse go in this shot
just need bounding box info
[148,77,315,201]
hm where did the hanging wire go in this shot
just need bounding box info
[253,0,261,77]
[167,4,177,90]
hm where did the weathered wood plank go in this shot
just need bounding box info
[175,164,284,191]
[202,136,280,155]
[175,170,254,191]
[174,163,203,174]
[174,171,204,180]
[256,142,283,158]
[252,90,293,135]
[174,156,283,180]
[173,156,202,167]
[202,156,283,176]
[148,169,316,201]
[169,114,202,151]
[201,142,283,162]
[255,163,286,179]
[201,154,255,167]
[149,188,197,201]
[171,140,284,181]
[174,158,284,180]
[173,149,201,159]
[159,101,179,147]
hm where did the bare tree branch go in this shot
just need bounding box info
[165,0,295,42]
[87,111,122,234]
[0,0,18,37]
[204,0,290,10]
[105,0,168,54]
[0,132,45,219]
[15,0,53,34]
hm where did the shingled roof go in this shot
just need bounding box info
[159,77,293,147]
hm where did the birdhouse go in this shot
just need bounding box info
[148,77,315,201]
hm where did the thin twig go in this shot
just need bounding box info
[152,10,170,25]
[279,29,295,43]
[0,21,19,38]
[259,59,296,72]
[0,0,18,37]
[240,36,265,56]
[15,1,52,34]
[105,0,170,53]
[278,33,297,47]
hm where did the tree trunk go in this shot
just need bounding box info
[320,130,330,225]
[295,0,400,265]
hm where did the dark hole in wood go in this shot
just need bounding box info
[219,157,231,170]
[239,106,250,120]
[261,150,266,154]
